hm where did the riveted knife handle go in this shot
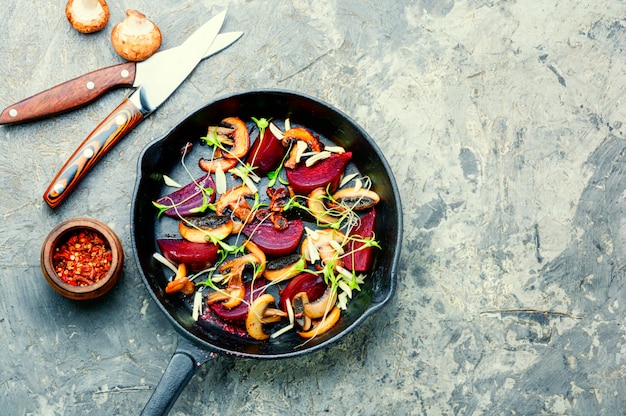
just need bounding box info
[0,62,136,125]
[44,98,144,209]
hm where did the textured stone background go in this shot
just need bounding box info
[2,0,626,414]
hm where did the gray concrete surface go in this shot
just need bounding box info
[2,0,626,414]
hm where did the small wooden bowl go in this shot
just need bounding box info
[41,218,123,300]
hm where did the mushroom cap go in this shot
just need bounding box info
[246,294,276,340]
[220,117,251,159]
[307,187,340,225]
[110,9,162,61]
[297,306,341,339]
[263,254,305,282]
[66,0,110,34]
[331,187,380,211]
[178,214,234,243]
[303,286,338,319]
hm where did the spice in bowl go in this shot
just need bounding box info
[52,228,113,286]
[41,218,123,300]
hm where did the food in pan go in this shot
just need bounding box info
[151,116,380,341]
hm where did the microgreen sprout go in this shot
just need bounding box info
[200,129,226,150]
[151,201,172,218]
[231,164,261,193]
[251,117,270,134]
[267,142,293,187]
[195,269,223,291]
[187,190,216,214]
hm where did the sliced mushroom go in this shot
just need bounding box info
[203,117,250,159]
[281,128,323,169]
[242,240,267,276]
[208,257,250,309]
[307,187,339,225]
[263,254,305,282]
[303,286,338,319]
[179,214,234,243]
[260,307,288,324]
[206,282,245,309]
[198,157,238,174]
[297,306,341,339]
[207,240,266,309]
[206,125,236,156]
[246,294,278,340]
[330,187,380,212]
[164,263,195,296]
[292,292,312,331]
[66,0,110,34]
[220,117,250,159]
[215,185,254,223]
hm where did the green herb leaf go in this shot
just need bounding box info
[151,201,169,218]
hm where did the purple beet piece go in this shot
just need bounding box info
[242,219,304,257]
[343,208,377,272]
[157,239,219,272]
[245,126,286,176]
[286,152,352,195]
[278,272,328,311]
[155,174,215,217]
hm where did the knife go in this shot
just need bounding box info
[0,30,242,125]
[38,10,233,209]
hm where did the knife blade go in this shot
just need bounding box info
[0,30,242,125]
[42,10,229,209]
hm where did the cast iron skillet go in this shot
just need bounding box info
[130,90,403,415]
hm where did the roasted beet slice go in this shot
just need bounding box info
[343,208,377,272]
[278,272,327,311]
[156,239,219,272]
[209,279,267,323]
[241,219,304,257]
[155,174,215,217]
[286,152,352,195]
[245,125,285,176]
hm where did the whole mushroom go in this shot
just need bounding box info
[65,0,110,34]
[111,9,162,61]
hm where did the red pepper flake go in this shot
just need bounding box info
[52,229,112,286]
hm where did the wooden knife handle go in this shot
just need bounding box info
[44,98,144,209]
[0,62,136,125]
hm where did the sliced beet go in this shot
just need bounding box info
[278,272,327,311]
[241,219,304,257]
[343,208,377,272]
[157,239,219,272]
[209,279,267,323]
[286,152,352,195]
[245,126,286,176]
[155,174,215,217]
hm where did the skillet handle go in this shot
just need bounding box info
[141,336,217,416]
